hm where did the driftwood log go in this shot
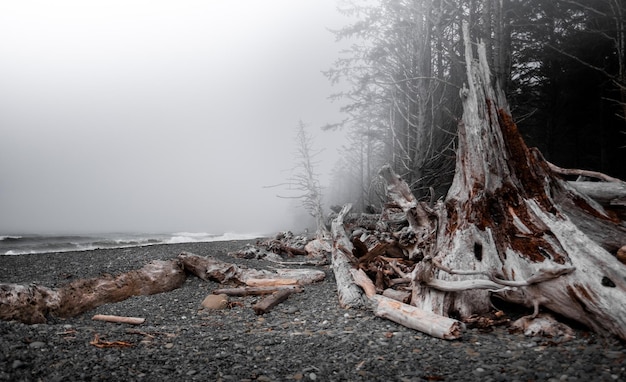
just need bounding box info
[351,268,464,339]
[178,252,325,286]
[252,289,298,315]
[330,204,366,309]
[0,260,185,324]
[212,285,303,296]
[92,314,146,325]
[0,252,324,324]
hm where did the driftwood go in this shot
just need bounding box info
[0,260,185,324]
[252,289,297,315]
[330,204,366,309]
[92,314,146,325]
[212,286,303,296]
[351,268,464,340]
[344,22,626,341]
[178,252,325,286]
[1,250,324,325]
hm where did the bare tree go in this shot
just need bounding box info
[271,121,329,239]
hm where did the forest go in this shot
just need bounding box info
[324,0,626,211]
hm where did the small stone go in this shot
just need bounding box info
[617,245,626,264]
[164,343,174,349]
[28,341,46,349]
[309,372,317,380]
[201,294,229,310]
[12,360,25,369]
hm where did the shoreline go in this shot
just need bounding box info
[1,241,624,381]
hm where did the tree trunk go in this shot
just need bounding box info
[330,204,366,309]
[0,260,186,324]
[402,22,626,340]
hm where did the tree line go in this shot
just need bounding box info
[324,0,626,212]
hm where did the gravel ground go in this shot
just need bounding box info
[0,240,624,382]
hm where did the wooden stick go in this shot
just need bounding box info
[252,289,295,315]
[351,268,464,340]
[92,314,145,325]
[213,286,303,296]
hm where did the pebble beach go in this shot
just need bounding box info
[0,240,624,381]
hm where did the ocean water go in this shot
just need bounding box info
[0,232,264,256]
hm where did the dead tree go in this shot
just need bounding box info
[385,23,626,340]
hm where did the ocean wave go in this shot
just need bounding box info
[0,232,264,255]
[0,235,23,241]
[166,232,262,244]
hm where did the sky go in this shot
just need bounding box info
[0,0,350,235]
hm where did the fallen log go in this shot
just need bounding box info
[92,314,146,325]
[0,284,60,324]
[252,289,297,315]
[568,180,626,206]
[178,252,325,286]
[212,285,303,296]
[330,204,366,309]
[0,259,186,324]
[1,249,324,326]
[351,268,464,340]
[56,260,186,318]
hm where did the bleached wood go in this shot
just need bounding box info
[376,21,626,340]
[330,204,366,309]
[92,314,145,325]
[351,268,463,340]
[178,252,325,286]
[252,289,296,315]
[212,286,303,296]
[568,181,626,209]
[0,259,186,324]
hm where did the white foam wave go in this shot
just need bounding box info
[166,232,262,244]
[0,235,22,241]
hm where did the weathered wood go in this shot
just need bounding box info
[351,269,464,340]
[212,286,303,296]
[304,237,332,262]
[384,22,626,340]
[330,204,366,309]
[568,181,626,206]
[178,252,325,286]
[382,288,411,304]
[57,260,186,318]
[0,259,186,324]
[252,289,296,315]
[92,314,146,325]
[0,284,60,324]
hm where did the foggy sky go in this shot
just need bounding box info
[0,0,348,235]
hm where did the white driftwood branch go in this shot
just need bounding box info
[178,252,325,286]
[330,204,366,309]
[92,314,145,325]
[351,269,464,339]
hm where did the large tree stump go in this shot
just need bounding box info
[396,22,626,340]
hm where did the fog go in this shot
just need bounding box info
[0,0,349,235]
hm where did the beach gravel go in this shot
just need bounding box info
[0,240,624,381]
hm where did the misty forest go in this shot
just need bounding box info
[3,0,626,342]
